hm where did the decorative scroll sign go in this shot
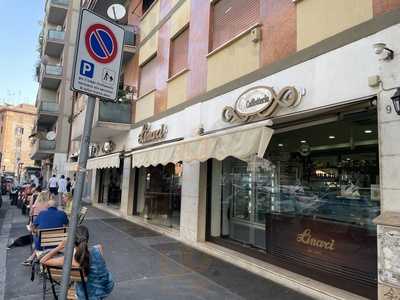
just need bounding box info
[138,123,168,144]
[222,86,305,123]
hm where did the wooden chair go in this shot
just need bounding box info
[44,265,88,300]
[31,227,68,283]
[35,227,68,257]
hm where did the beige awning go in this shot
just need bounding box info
[87,153,121,170]
[130,120,273,168]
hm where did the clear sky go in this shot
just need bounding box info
[0,0,45,105]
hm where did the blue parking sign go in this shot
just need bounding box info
[80,60,94,78]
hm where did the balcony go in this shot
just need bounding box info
[38,102,59,125]
[71,101,132,142]
[40,64,63,90]
[31,138,57,160]
[122,25,138,64]
[47,0,69,25]
[44,29,65,57]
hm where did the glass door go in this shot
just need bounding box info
[225,156,276,249]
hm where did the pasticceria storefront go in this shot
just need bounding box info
[97,25,400,300]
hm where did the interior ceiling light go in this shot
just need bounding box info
[278,144,284,147]
[364,130,373,134]
[300,140,307,144]
[329,136,335,139]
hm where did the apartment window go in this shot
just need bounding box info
[139,56,157,97]
[15,127,24,135]
[169,27,189,78]
[211,0,260,50]
[143,0,156,15]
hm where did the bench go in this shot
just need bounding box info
[45,266,88,300]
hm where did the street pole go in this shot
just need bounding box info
[59,96,96,300]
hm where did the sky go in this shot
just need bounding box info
[0,0,45,105]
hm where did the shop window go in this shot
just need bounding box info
[169,27,189,78]
[208,109,379,298]
[139,55,157,97]
[135,163,182,229]
[98,163,123,207]
[211,0,260,50]
[142,0,156,15]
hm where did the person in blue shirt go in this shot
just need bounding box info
[22,199,68,266]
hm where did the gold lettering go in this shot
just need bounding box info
[138,123,168,144]
[296,229,335,251]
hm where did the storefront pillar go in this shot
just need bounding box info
[120,156,135,217]
[375,89,400,299]
[180,161,207,242]
[90,170,100,205]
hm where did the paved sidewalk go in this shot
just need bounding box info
[2,201,313,300]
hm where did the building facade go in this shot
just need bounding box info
[0,104,37,178]
[67,1,400,299]
[31,0,80,183]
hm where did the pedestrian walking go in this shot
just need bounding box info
[48,175,58,196]
[66,177,72,193]
[58,175,67,207]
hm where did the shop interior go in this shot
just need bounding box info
[135,163,182,229]
[207,108,379,297]
[98,164,123,208]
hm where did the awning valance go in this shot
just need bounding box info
[87,153,121,170]
[130,120,273,168]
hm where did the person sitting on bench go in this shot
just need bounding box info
[41,226,114,299]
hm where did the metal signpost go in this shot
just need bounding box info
[60,9,124,300]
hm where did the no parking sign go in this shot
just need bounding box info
[71,9,124,100]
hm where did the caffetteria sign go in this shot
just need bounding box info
[222,86,304,123]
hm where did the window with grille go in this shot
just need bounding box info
[15,127,24,135]
[169,27,189,78]
[211,0,260,50]
[139,56,157,97]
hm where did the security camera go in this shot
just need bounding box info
[373,43,386,54]
[373,43,394,60]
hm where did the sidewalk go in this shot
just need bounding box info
[1,200,313,300]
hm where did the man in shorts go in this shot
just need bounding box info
[48,175,58,196]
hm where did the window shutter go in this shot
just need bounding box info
[139,56,157,97]
[212,0,260,50]
[169,28,189,78]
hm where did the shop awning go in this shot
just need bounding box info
[129,120,273,168]
[86,153,121,170]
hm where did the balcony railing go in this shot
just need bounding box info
[98,101,132,124]
[38,140,56,151]
[47,29,65,41]
[48,0,69,7]
[44,65,63,76]
[123,25,138,47]
[40,102,59,114]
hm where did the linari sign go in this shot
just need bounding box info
[222,86,304,123]
[71,9,125,100]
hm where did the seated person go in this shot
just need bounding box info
[27,191,50,231]
[41,226,114,300]
[63,192,73,216]
[22,199,69,266]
